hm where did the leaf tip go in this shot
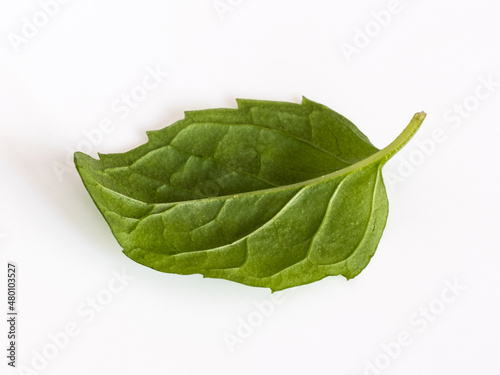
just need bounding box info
[73,151,87,167]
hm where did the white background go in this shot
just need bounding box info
[1,0,499,374]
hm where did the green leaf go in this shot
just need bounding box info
[74,97,425,291]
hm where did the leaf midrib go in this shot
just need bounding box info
[81,112,424,212]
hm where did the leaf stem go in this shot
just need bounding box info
[378,111,427,163]
[308,111,427,184]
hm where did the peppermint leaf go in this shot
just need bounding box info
[75,98,425,291]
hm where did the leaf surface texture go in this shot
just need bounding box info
[75,98,425,291]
